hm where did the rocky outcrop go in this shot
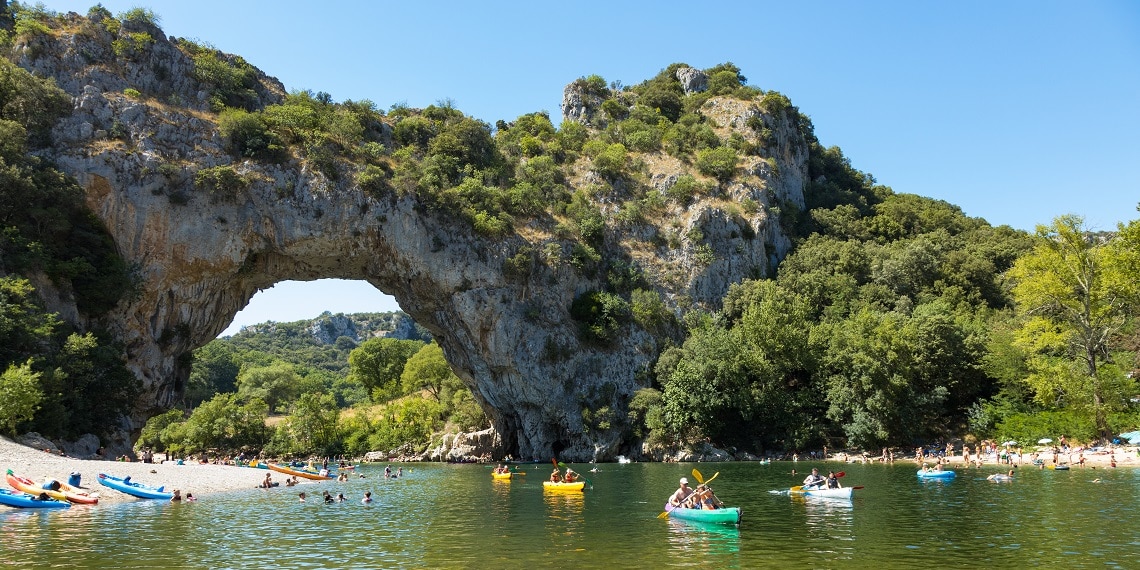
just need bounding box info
[422,428,503,462]
[675,66,708,95]
[13,17,811,462]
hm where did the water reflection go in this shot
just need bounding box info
[666,518,740,550]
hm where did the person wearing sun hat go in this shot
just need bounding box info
[668,477,693,507]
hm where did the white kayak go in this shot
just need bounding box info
[792,486,853,499]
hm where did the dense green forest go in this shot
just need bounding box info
[1,3,1138,459]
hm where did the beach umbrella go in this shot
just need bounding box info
[1037,438,1053,444]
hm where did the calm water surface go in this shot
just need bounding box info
[2,461,1138,568]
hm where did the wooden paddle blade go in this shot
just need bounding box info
[836,471,846,477]
[851,486,865,489]
[691,468,704,484]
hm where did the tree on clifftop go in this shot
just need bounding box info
[1008,214,1140,438]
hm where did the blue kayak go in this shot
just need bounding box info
[916,469,956,479]
[663,503,742,525]
[0,488,71,509]
[98,473,174,500]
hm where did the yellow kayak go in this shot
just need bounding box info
[542,481,585,491]
[491,472,512,480]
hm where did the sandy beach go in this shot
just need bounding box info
[0,436,279,505]
[829,444,1140,469]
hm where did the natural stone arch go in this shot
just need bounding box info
[21,20,809,461]
[71,161,659,461]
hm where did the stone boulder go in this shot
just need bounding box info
[17,432,58,453]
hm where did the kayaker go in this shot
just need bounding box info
[564,469,578,483]
[802,468,826,490]
[668,477,693,507]
[826,471,842,489]
[550,468,563,483]
[694,485,723,510]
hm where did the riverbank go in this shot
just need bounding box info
[828,444,1140,469]
[0,436,274,504]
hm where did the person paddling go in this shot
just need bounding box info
[668,477,694,507]
[802,468,826,490]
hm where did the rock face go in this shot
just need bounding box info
[675,67,708,95]
[15,17,811,462]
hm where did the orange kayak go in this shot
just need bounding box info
[6,469,98,504]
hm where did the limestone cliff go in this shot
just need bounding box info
[11,12,810,461]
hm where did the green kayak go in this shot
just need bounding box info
[663,504,742,525]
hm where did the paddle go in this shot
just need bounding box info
[692,468,705,484]
[658,472,719,518]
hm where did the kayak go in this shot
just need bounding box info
[491,472,513,480]
[6,469,97,504]
[267,463,333,481]
[663,504,742,525]
[792,486,853,499]
[916,469,956,479]
[0,488,71,509]
[542,481,585,491]
[98,473,174,500]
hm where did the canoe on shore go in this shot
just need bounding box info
[663,504,742,525]
[542,481,585,491]
[267,463,333,481]
[0,488,70,509]
[792,486,854,499]
[97,473,174,500]
[6,469,97,504]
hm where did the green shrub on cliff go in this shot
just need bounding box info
[194,165,250,200]
[570,290,631,346]
[181,40,261,111]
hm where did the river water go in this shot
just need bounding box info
[2,460,1137,568]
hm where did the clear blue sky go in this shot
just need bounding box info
[46,1,1140,335]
